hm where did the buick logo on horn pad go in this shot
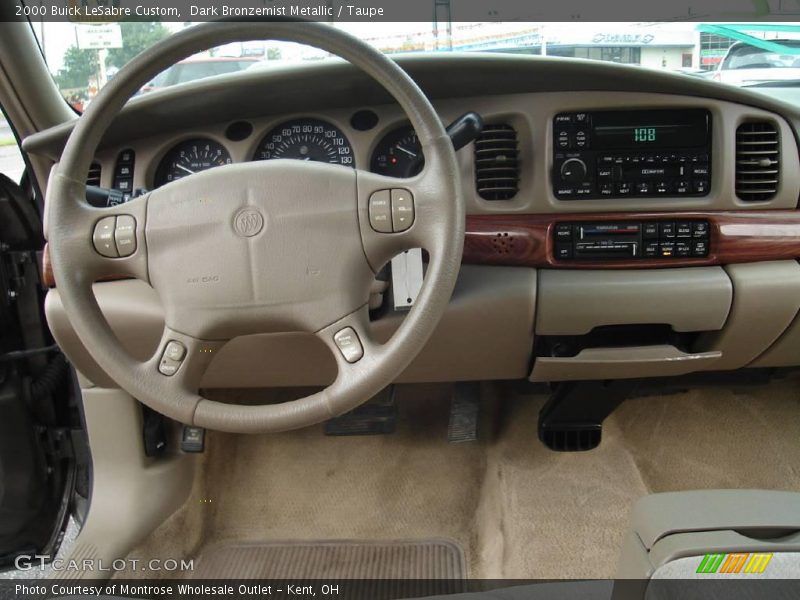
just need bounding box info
[233,208,264,238]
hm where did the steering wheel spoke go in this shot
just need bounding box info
[315,304,381,376]
[356,142,456,271]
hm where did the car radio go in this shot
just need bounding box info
[552,109,712,200]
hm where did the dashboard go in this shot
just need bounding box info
[26,54,800,389]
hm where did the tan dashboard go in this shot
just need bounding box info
[28,55,800,389]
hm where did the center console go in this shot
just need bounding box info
[552,108,712,199]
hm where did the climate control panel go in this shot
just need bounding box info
[553,220,710,261]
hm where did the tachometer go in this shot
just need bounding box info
[155,139,232,187]
[254,118,354,167]
[370,125,424,178]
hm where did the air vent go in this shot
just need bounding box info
[736,121,779,202]
[474,123,519,200]
[86,161,102,187]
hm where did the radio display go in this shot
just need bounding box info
[591,109,710,149]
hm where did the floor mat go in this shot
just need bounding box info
[190,539,466,579]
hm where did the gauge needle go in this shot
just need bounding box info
[396,145,418,158]
[176,164,196,175]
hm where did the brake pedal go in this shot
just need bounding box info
[324,386,397,436]
[448,382,479,443]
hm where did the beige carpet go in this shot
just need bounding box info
[190,540,465,579]
[121,376,800,580]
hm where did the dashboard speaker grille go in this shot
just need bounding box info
[474,123,519,200]
[736,121,779,202]
[86,161,102,187]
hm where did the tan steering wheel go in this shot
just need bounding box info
[46,21,464,433]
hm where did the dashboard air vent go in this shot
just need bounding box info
[86,161,102,187]
[474,123,519,200]
[736,121,779,202]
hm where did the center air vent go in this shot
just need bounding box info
[86,161,102,187]
[736,121,779,202]
[474,123,519,200]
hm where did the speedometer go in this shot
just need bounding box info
[155,139,232,187]
[254,118,354,167]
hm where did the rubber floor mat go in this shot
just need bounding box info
[191,539,466,580]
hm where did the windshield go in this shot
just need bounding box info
[29,21,800,110]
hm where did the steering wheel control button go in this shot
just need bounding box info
[391,189,415,232]
[114,215,137,257]
[164,340,187,361]
[92,216,118,258]
[159,340,187,376]
[368,190,392,233]
[333,327,364,363]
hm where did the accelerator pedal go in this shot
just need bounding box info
[448,382,480,443]
[324,386,397,436]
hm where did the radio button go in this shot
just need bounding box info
[693,180,709,194]
[574,113,589,125]
[659,242,676,258]
[660,222,677,238]
[675,180,691,194]
[643,222,659,239]
[555,114,573,125]
[692,164,710,177]
[556,130,570,149]
[597,166,613,179]
[615,182,633,195]
[655,181,671,194]
[644,241,659,257]
[636,182,652,195]
[599,183,614,196]
[574,130,589,148]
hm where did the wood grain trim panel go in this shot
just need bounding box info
[41,210,800,287]
[464,210,800,269]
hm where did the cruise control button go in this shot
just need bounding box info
[391,189,414,232]
[92,216,118,258]
[159,339,187,376]
[158,357,181,377]
[333,327,364,363]
[164,341,186,362]
[368,190,392,233]
[114,215,137,257]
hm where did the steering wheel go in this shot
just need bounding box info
[46,22,464,433]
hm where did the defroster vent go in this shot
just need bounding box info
[736,121,779,202]
[474,123,519,200]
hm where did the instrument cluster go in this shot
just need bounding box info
[153,116,422,188]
